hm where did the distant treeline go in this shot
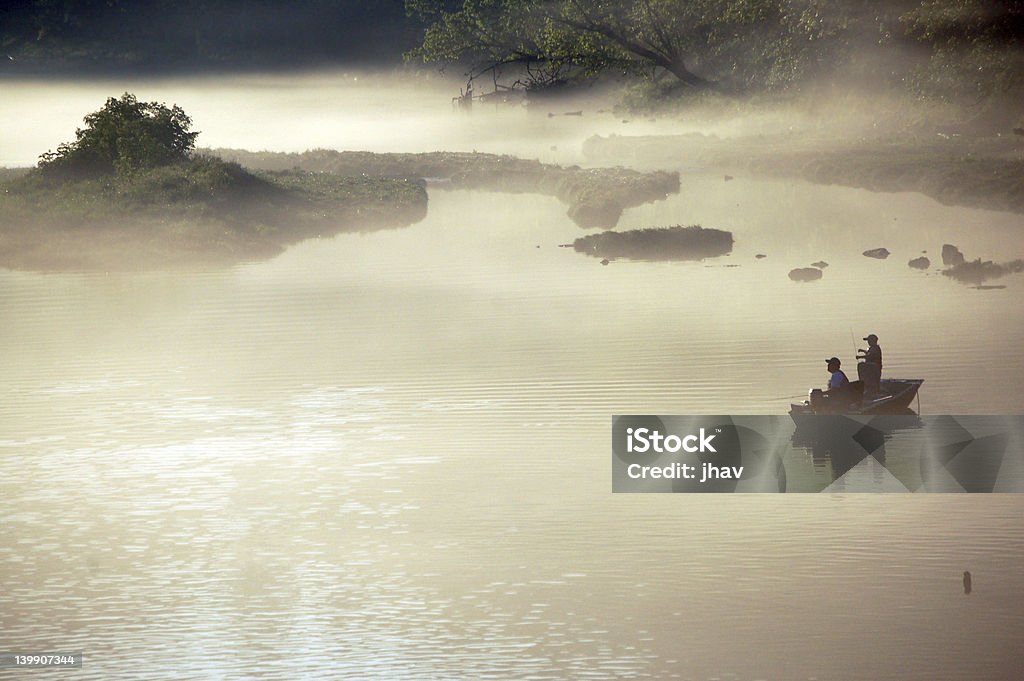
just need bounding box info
[0,0,421,72]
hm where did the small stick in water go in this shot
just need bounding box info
[963,571,972,594]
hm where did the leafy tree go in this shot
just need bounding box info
[900,0,1024,99]
[407,0,871,91]
[38,93,198,179]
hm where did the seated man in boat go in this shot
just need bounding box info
[810,357,859,412]
[826,356,850,391]
[857,333,883,397]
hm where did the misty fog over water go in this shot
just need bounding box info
[1,71,686,167]
[2,70,1023,680]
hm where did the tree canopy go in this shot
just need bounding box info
[900,0,1024,99]
[38,93,198,179]
[407,0,1024,97]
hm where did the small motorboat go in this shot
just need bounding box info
[789,378,924,420]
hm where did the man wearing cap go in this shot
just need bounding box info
[857,334,883,397]
[810,357,855,412]
[826,357,850,391]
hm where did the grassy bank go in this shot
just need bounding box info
[209,148,680,229]
[0,156,427,270]
[582,132,1024,215]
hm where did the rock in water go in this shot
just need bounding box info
[963,571,972,594]
[811,261,829,268]
[789,267,823,282]
[863,248,891,259]
[908,256,931,270]
[942,244,966,267]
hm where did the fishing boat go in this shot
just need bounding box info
[789,378,924,420]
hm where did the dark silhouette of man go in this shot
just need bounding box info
[858,334,882,397]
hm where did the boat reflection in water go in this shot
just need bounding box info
[785,376,927,488]
[790,411,925,483]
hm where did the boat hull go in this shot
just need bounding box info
[789,379,923,421]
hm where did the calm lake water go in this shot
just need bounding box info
[2,72,1024,680]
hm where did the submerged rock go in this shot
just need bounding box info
[942,243,966,266]
[811,260,829,268]
[789,267,823,282]
[863,248,891,259]
[755,253,767,259]
[573,225,733,261]
[908,256,931,270]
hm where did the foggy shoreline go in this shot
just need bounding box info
[209,148,681,229]
[584,132,1024,215]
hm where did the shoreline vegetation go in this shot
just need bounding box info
[0,144,686,272]
[0,92,437,271]
[208,148,680,228]
[0,159,428,271]
[582,132,1024,215]
[0,90,681,271]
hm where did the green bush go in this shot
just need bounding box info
[38,93,198,180]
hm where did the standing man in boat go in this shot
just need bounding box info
[857,334,883,397]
